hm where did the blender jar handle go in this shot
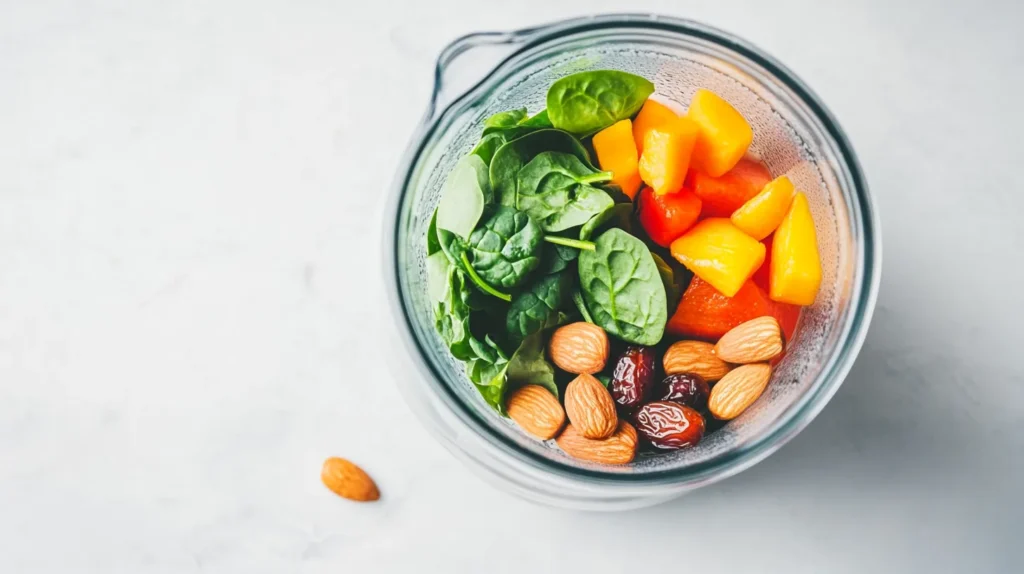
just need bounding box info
[427,28,539,120]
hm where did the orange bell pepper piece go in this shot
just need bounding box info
[592,119,642,199]
[770,193,822,305]
[667,277,772,340]
[632,99,679,155]
[731,175,796,240]
[670,218,765,297]
[638,117,699,195]
[687,89,754,177]
[689,158,772,218]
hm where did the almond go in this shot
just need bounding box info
[549,322,609,374]
[714,316,783,363]
[506,385,566,440]
[663,340,731,381]
[564,373,618,439]
[556,421,638,465]
[708,363,772,420]
[321,457,380,502]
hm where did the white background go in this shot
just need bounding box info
[1,0,1022,572]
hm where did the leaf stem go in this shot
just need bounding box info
[572,289,594,324]
[577,170,614,185]
[544,236,596,251]
[460,253,512,302]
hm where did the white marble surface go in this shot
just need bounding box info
[1,0,1022,572]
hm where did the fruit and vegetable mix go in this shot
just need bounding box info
[426,70,822,465]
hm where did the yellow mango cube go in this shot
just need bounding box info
[638,116,699,196]
[731,175,796,240]
[687,89,754,177]
[770,193,822,305]
[632,99,679,155]
[670,218,766,297]
[593,119,642,199]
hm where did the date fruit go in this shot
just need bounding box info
[656,373,710,411]
[635,401,705,450]
[610,346,657,410]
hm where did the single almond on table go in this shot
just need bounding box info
[549,322,609,374]
[662,340,731,381]
[564,373,618,439]
[714,316,783,363]
[321,457,380,502]
[708,363,772,420]
[506,384,566,440]
[557,421,638,465]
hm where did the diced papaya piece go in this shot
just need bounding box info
[667,277,772,340]
[770,193,822,305]
[689,158,772,218]
[593,119,642,199]
[638,186,702,247]
[731,175,796,240]
[670,218,765,297]
[751,233,773,292]
[638,117,699,195]
[632,99,680,155]
[687,89,754,177]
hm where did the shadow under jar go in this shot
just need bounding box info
[386,14,880,510]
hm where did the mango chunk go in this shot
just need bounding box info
[632,99,679,155]
[687,89,754,177]
[638,116,699,195]
[670,218,766,297]
[731,175,796,240]
[770,193,822,305]
[593,119,642,199]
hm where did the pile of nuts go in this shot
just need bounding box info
[505,316,784,465]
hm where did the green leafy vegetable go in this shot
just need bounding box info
[465,206,542,290]
[580,203,634,241]
[483,108,528,132]
[505,272,571,345]
[651,251,689,313]
[489,129,594,208]
[577,228,668,345]
[547,70,655,135]
[436,154,491,239]
[472,132,508,166]
[460,252,511,301]
[536,242,578,275]
[426,251,450,303]
[466,334,510,413]
[505,331,558,398]
[435,267,475,360]
[516,151,615,232]
[518,109,552,129]
[427,208,442,256]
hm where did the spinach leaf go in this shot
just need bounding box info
[536,241,578,275]
[505,331,558,399]
[601,183,634,205]
[472,132,508,166]
[434,267,475,360]
[547,70,655,135]
[436,154,490,239]
[505,272,572,345]
[466,334,510,414]
[427,208,441,256]
[426,251,450,303]
[651,251,689,313]
[578,228,668,345]
[518,109,552,129]
[466,206,542,289]
[580,202,634,240]
[483,108,528,132]
[516,151,615,232]
[489,129,594,208]
[437,228,513,302]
